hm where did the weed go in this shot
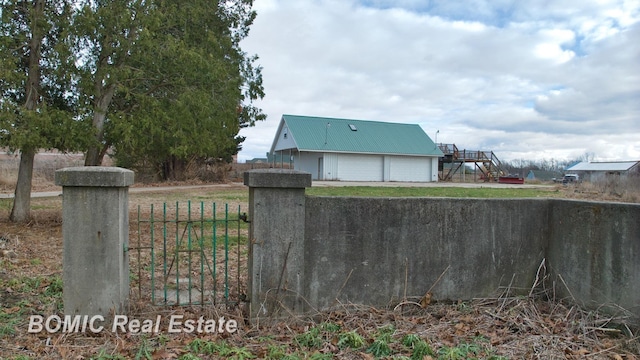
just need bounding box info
[265,344,287,359]
[256,335,276,342]
[366,338,392,358]
[90,349,127,360]
[8,276,40,292]
[401,334,421,347]
[178,355,202,360]
[376,324,396,337]
[436,345,466,360]
[337,330,366,349]
[0,199,12,211]
[365,324,395,357]
[155,334,170,346]
[0,318,18,337]
[281,353,305,360]
[457,341,481,356]
[0,298,26,337]
[307,353,333,360]
[134,336,153,360]
[456,301,472,313]
[225,346,255,359]
[294,327,323,349]
[129,272,139,283]
[411,340,434,360]
[44,276,63,297]
[469,337,508,360]
[0,258,15,270]
[16,299,31,308]
[319,321,340,333]
[187,340,254,359]
[438,343,482,360]
[187,338,218,354]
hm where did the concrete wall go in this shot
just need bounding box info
[304,197,549,308]
[547,199,640,320]
[245,171,640,324]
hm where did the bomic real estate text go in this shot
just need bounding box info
[28,314,238,334]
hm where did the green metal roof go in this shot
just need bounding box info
[281,115,443,156]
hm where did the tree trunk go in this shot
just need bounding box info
[84,109,106,166]
[84,83,116,166]
[161,156,188,181]
[10,148,36,222]
[10,0,43,222]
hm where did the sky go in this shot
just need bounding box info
[237,0,640,164]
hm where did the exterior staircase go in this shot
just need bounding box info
[437,144,506,182]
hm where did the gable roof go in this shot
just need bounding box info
[566,161,640,172]
[272,115,443,156]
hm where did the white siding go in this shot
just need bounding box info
[297,152,321,179]
[323,153,339,180]
[298,152,439,182]
[336,154,383,181]
[389,156,430,182]
[273,125,297,151]
[430,158,438,182]
[383,156,391,181]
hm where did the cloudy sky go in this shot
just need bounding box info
[237,0,639,163]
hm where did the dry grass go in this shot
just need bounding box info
[1,189,639,359]
[1,155,639,358]
[567,177,640,203]
[0,152,84,193]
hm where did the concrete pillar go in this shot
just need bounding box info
[55,167,134,318]
[244,169,311,319]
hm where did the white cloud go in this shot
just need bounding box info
[533,28,576,63]
[238,0,640,163]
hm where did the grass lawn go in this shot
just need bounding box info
[306,186,562,198]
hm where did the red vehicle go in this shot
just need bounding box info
[498,175,524,184]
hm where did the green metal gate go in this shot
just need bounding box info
[131,201,248,306]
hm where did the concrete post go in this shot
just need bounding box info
[244,169,311,319]
[55,167,134,318]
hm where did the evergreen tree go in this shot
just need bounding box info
[0,0,89,222]
[73,0,265,177]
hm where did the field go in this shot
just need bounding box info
[1,175,639,359]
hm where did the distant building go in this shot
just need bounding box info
[526,170,563,182]
[269,114,443,182]
[565,161,640,182]
[246,157,268,164]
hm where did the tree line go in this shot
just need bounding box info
[0,0,265,222]
[502,153,596,176]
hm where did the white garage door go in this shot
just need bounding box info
[337,154,383,181]
[390,156,430,182]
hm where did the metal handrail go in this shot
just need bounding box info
[437,144,506,181]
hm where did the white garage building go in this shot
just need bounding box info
[269,115,443,182]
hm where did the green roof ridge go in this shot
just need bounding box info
[281,114,443,156]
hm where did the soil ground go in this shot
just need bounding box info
[0,167,639,358]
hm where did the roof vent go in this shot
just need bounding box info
[348,124,357,131]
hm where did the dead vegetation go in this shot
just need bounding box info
[560,177,640,203]
[1,157,639,358]
[1,190,639,359]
